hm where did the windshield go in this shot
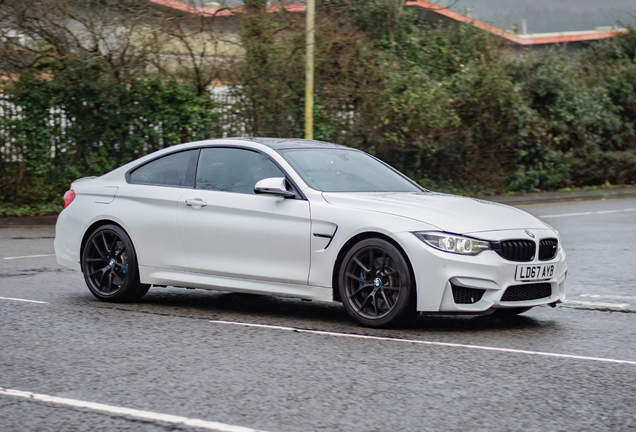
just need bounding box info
[279,148,422,193]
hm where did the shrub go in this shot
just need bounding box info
[0,72,217,209]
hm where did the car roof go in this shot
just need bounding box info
[105,137,361,180]
[223,137,352,151]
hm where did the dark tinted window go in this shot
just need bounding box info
[130,150,198,187]
[196,147,285,194]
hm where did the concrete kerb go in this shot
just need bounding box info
[1,186,635,228]
[0,215,59,228]
[484,186,636,206]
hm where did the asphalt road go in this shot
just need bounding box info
[1,198,635,432]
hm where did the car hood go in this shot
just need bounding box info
[321,192,547,234]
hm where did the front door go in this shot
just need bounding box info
[176,147,311,285]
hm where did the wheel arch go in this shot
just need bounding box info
[332,231,417,303]
[79,220,128,268]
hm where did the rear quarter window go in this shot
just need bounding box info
[129,150,198,187]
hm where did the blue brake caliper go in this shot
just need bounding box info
[359,270,367,299]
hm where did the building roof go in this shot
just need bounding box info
[147,0,627,45]
[404,0,627,46]
[147,0,304,17]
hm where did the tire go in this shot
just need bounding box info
[81,224,149,302]
[491,307,532,317]
[338,238,418,328]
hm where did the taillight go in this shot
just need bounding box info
[62,190,75,209]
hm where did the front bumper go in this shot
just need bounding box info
[394,229,568,313]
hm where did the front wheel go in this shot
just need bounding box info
[81,224,149,302]
[338,238,417,328]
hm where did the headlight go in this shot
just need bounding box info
[414,232,490,256]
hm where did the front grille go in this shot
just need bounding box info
[492,240,536,262]
[539,238,559,261]
[501,283,552,302]
[451,284,486,304]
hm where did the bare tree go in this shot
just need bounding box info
[0,0,159,82]
[143,1,236,96]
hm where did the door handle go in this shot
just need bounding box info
[185,198,207,208]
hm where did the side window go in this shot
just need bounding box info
[129,150,198,187]
[196,147,286,194]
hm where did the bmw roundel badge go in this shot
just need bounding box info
[525,230,535,238]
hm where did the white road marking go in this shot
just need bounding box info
[597,208,636,214]
[3,254,55,260]
[580,293,636,301]
[540,211,593,218]
[0,296,48,304]
[565,300,629,308]
[0,387,273,432]
[209,320,636,366]
[540,208,636,219]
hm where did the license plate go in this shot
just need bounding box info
[515,264,555,281]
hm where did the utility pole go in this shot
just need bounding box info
[304,0,315,140]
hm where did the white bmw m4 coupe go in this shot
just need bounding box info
[55,137,567,328]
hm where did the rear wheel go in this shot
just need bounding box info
[82,225,149,302]
[338,238,417,328]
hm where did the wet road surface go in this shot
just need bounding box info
[1,198,635,432]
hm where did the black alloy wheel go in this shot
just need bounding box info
[81,224,149,302]
[338,238,417,328]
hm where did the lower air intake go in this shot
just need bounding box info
[451,284,486,304]
[501,283,552,302]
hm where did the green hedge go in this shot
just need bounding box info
[227,3,636,194]
[0,72,217,213]
[2,2,636,216]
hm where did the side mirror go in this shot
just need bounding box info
[254,177,296,198]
